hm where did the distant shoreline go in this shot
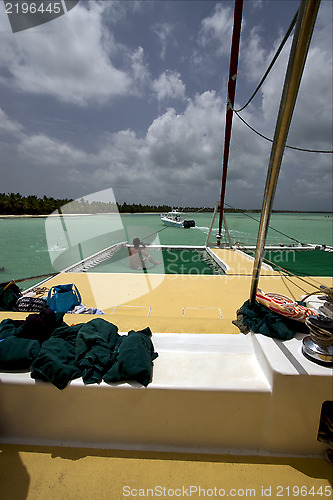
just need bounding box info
[0,211,332,218]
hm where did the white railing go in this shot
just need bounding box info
[61,242,127,273]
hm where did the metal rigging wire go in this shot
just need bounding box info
[232,8,333,154]
[232,109,333,153]
[235,9,299,113]
[223,202,302,244]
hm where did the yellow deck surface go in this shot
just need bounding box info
[1,248,331,333]
[0,444,332,500]
[0,250,332,496]
[211,248,280,275]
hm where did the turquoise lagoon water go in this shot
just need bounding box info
[0,212,332,290]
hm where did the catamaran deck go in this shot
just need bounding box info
[0,248,332,462]
[0,443,332,500]
[2,247,329,334]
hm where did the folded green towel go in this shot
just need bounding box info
[103,327,158,387]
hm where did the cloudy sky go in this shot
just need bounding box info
[0,0,332,211]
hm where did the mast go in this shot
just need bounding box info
[217,0,243,246]
[249,0,321,305]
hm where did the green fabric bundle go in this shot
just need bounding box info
[0,313,158,389]
[30,323,82,390]
[103,327,158,387]
[233,300,308,340]
[0,282,21,311]
[0,336,40,370]
[75,318,120,384]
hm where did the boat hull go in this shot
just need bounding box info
[0,331,331,457]
[161,217,184,228]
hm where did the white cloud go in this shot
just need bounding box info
[238,3,332,153]
[293,174,333,209]
[18,133,89,167]
[1,69,331,209]
[0,1,331,211]
[289,49,332,151]
[88,91,233,204]
[199,3,234,55]
[190,3,240,81]
[0,1,147,106]
[152,71,186,102]
[1,90,227,203]
[152,22,175,60]
[241,27,268,84]
[0,108,24,136]
[130,46,150,90]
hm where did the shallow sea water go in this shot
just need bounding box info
[0,212,331,290]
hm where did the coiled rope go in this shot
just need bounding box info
[256,289,316,322]
[305,315,333,347]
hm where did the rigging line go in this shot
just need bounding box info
[237,243,325,293]
[223,202,302,244]
[232,107,333,153]
[138,225,170,244]
[279,272,298,301]
[238,243,296,277]
[283,274,319,294]
[11,272,59,284]
[243,243,325,282]
[235,10,299,112]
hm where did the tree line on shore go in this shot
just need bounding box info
[1,193,320,215]
[0,193,72,215]
[0,193,214,215]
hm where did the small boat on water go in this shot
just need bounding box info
[160,209,195,228]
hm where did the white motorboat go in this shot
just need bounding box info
[160,209,195,228]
